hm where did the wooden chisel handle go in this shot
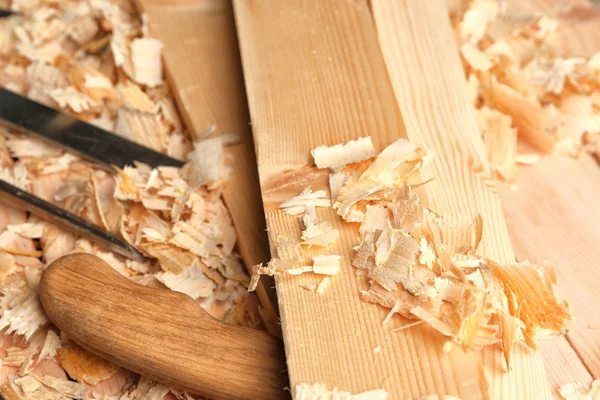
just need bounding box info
[39,253,288,400]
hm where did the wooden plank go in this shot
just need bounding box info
[498,153,600,378]
[235,0,551,397]
[234,1,414,396]
[134,0,280,334]
[495,0,600,384]
[372,1,551,398]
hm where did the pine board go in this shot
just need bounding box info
[134,0,280,333]
[372,1,552,398]
[235,0,550,397]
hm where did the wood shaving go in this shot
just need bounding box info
[117,80,155,112]
[301,222,339,247]
[312,255,341,276]
[273,136,574,364]
[130,38,163,87]
[315,276,330,294]
[280,187,331,215]
[156,259,216,300]
[311,136,377,171]
[34,374,89,398]
[295,383,388,400]
[6,222,45,239]
[181,137,224,188]
[559,380,600,400]
[476,106,517,179]
[56,341,118,385]
[452,5,600,169]
[0,294,48,340]
[38,329,61,362]
[48,86,97,114]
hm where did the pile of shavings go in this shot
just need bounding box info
[0,0,262,398]
[252,136,571,369]
[450,0,600,178]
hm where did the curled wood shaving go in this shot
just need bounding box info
[295,383,388,400]
[311,136,377,171]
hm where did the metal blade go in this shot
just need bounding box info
[0,180,146,262]
[0,9,18,18]
[0,88,184,169]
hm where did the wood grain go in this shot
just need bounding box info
[234,0,551,397]
[498,153,600,380]
[372,1,551,398]
[494,0,600,386]
[134,0,280,334]
[39,254,287,400]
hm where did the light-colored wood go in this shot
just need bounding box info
[372,1,551,398]
[495,0,600,383]
[498,153,600,379]
[134,0,279,334]
[505,0,600,58]
[234,0,549,398]
[38,253,287,400]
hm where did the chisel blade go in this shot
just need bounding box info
[0,88,184,169]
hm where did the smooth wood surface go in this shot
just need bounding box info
[134,0,279,334]
[372,1,551,398]
[39,253,287,400]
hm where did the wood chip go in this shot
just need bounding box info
[56,341,119,385]
[311,136,377,171]
[130,38,163,87]
[295,383,388,400]
[311,255,341,276]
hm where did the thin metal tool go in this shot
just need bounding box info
[0,88,183,169]
[0,89,185,261]
[0,180,146,262]
[0,9,17,18]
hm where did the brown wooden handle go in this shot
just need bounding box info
[39,253,288,399]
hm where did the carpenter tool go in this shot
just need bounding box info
[0,88,287,399]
